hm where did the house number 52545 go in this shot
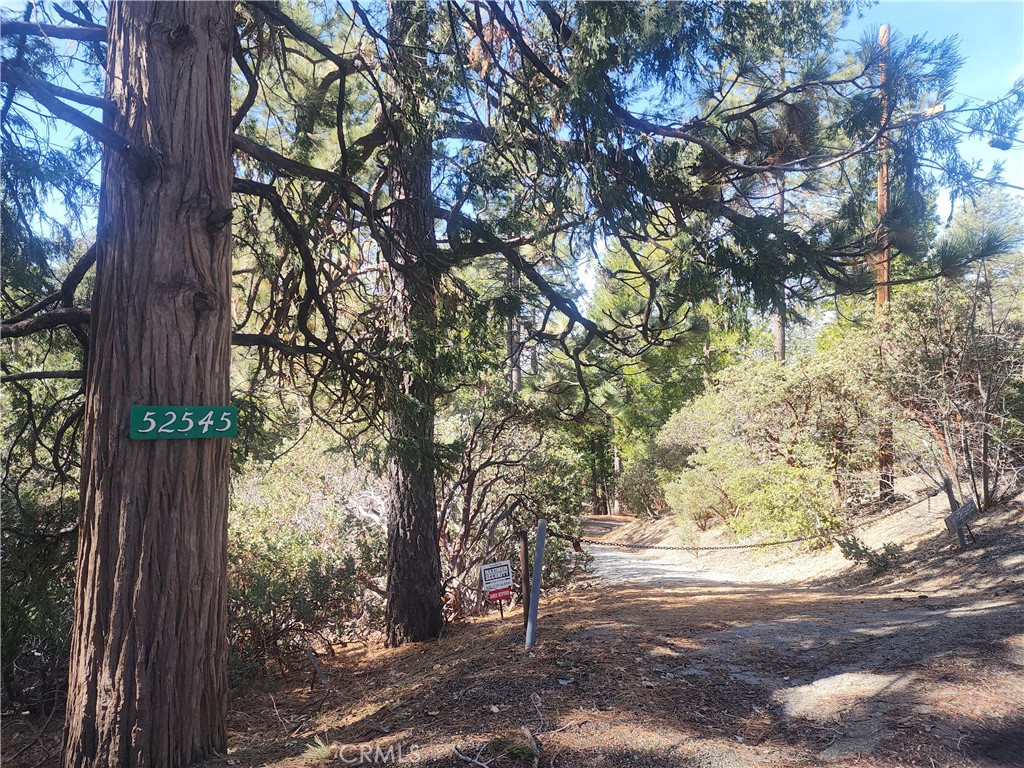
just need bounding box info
[130,406,238,440]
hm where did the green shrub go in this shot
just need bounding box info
[0,492,76,712]
[836,537,903,573]
[721,462,840,539]
[227,449,388,678]
[658,356,877,541]
[1,360,83,711]
[228,518,360,672]
[663,442,840,540]
[663,468,726,531]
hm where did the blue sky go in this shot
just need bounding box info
[845,1,1024,194]
[21,1,1023,241]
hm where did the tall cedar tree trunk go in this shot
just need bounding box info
[62,3,234,765]
[383,0,444,646]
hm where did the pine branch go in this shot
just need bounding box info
[60,243,98,307]
[0,370,85,383]
[438,205,582,261]
[2,244,98,325]
[0,19,105,42]
[716,70,872,125]
[1,67,154,178]
[244,1,362,75]
[232,176,344,353]
[22,78,113,111]
[613,105,886,176]
[231,333,319,356]
[1,307,90,338]
[537,1,572,44]
[1,292,62,326]
[232,133,368,207]
[490,4,886,178]
[231,34,259,129]
[486,1,566,88]
[447,212,608,342]
[51,5,104,30]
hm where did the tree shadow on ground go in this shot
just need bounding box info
[199,569,1024,767]
[839,495,1024,594]
[8,507,1021,768]
[965,715,1024,767]
[8,577,1021,767]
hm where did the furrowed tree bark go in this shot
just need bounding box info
[771,175,786,363]
[383,0,444,646]
[62,3,234,766]
[507,263,523,393]
[771,303,786,363]
[876,24,895,503]
[384,263,444,645]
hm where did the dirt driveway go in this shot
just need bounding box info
[577,517,1024,767]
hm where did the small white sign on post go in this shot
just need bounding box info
[481,559,513,602]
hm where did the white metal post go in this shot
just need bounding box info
[525,519,546,649]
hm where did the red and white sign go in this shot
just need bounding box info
[486,586,512,602]
[481,559,513,602]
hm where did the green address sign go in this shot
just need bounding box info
[130,406,237,440]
